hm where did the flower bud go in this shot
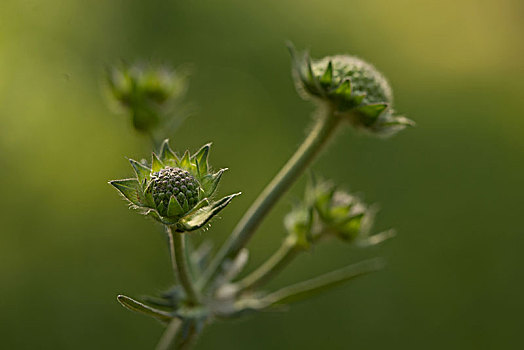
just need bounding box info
[289,44,414,136]
[305,178,370,242]
[106,63,188,134]
[110,139,240,231]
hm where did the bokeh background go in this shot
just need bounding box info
[1,0,523,349]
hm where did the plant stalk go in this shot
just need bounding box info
[200,105,340,290]
[236,237,300,292]
[167,227,200,305]
[156,318,183,350]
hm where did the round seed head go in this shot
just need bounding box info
[150,167,200,216]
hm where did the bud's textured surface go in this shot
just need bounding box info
[109,139,240,231]
[151,168,200,216]
[289,44,414,136]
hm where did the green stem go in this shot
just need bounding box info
[236,237,300,292]
[156,318,183,350]
[167,227,200,305]
[200,106,340,290]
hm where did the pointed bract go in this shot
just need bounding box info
[129,159,151,187]
[151,153,164,172]
[109,178,144,206]
[192,143,211,176]
[160,139,179,165]
[201,168,227,198]
[179,192,240,231]
[167,195,185,217]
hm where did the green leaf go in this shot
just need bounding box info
[179,192,241,231]
[192,143,211,176]
[159,139,179,165]
[357,103,389,122]
[320,61,333,86]
[201,168,227,198]
[261,259,384,307]
[167,195,185,217]
[151,153,164,172]
[117,295,172,323]
[109,178,144,206]
[129,159,151,187]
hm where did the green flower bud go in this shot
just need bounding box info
[288,43,414,136]
[106,63,188,134]
[305,177,370,242]
[109,139,240,232]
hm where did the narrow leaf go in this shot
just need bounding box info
[117,295,172,323]
[261,259,384,307]
[109,178,144,206]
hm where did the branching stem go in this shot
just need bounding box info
[236,237,300,292]
[200,105,340,290]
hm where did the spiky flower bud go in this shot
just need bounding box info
[110,139,240,232]
[305,177,371,242]
[289,44,414,136]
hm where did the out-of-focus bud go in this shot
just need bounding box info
[289,43,414,136]
[106,63,188,135]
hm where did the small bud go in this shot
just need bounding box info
[305,177,370,242]
[106,63,188,135]
[288,43,414,136]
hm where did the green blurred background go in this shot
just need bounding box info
[1,0,523,349]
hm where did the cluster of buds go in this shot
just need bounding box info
[289,44,414,136]
[108,44,411,349]
[110,139,239,232]
[106,63,188,136]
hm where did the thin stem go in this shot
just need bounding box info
[236,237,300,292]
[167,227,200,305]
[156,318,182,350]
[200,105,340,290]
[156,318,199,350]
